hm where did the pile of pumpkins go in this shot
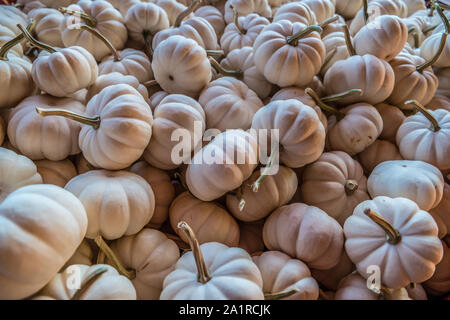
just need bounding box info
[0,0,449,300]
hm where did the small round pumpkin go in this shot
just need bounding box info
[358,139,403,174]
[273,1,317,25]
[430,181,450,239]
[423,240,450,296]
[195,5,225,38]
[302,0,335,23]
[28,7,65,47]
[223,0,272,24]
[35,159,77,188]
[374,103,406,142]
[335,0,362,19]
[65,170,155,240]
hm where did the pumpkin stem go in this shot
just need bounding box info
[17,24,57,54]
[378,285,393,300]
[321,89,362,103]
[429,0,436,16]
[417,3,449,72]
[320,47,337,74]
[345,179,359,195]
[209,56,243,79]
[287,25,323,46]
[251,150,278,193]
[94,236,136,280]
[423,23,439,34]
[305,87,345,120]
[408,27,420,48]
[264,287,299,300]
[177,221,212,284]
[363,0,369,24]
[230,4,246,34]
[0,20,35,61]
[405,100,441,132]
[35,107,101,130]
[206,49,224,58]
[96,250,105,264]
[144,80,159,88]
[174,0,202,27]
[342,23,356,56]
[80,25,120,61]
[71,266,108,300]
[364,209,401,245]
[319,15,339,29]
[236,186,246,212]
[59,7,97,28]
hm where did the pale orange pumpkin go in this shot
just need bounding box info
[358,139,403,174]
[427,94,450,112]
[430,181,450,239]
[423,240,450,296]
[35,159,77,188]
[374,103,406,142]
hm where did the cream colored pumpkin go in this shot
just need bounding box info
[368,160,444,211]
[302,0,335,23]
[396,107,450,170]
[253,251,319,300]
[224,0,272,24]
[186,129,258,201]
[149,90,169,111]
[321,30,349,77]
[220,47,273,99]
[28,8,65,47]
[61,1,128,61]
[301,151,370,226]
[161,222,264,300]
[129,161,175,228]
[143,93,205,170]
[65,170,155,240]
[108,228,180,300]
[35,159,77,188]
[423,240,450,296]
[199,77,263,131]
[220,13,269,54]
[152,35,211,98]
[226,165,297,222]
[324,54,395,105]
[34,264,136,300]
[0,24,24,57]
[7,95,83,161]
[335,0,362,19]
[354,15,408,61]
[263,203,344,270]
[0,184,87,299]
[420,28,450,68]
[344,196,443,289]
[32,46,98,98]
[252,99,326,168]
[375,103,406,142]
[238,220,264,255]
[0,147,42,202]
[86,72,149,103]
[153,0,191,26]
[310,251,354,291]
[273,1,317,25]
[195,5,225,38]
[170,192,239,247]
[358,139,403,173]
[63,239,94,269]
[254,20,325,87]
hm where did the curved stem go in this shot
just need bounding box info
[345,179,359,195]
[144,80,159,88]
[236,187,246,212]
[342,23,356,56]
[265,287,299,300]
[174,0,202,27]
[17,24,57,54]
[251,151,278,193]
[80,25,120,61]
[320,47,337,74]
[177,221,211,284]
[319,15,339,29]
[36,107,100,130]
[209,57,243,79]
[59,7,97,28]
[364,209,401,245]
[96,250,105,264]
[417,3,449,72]
[71,267,108,300]
[305,88,345,120]
[321,89,362,103]
[230,4,246,34]
[206,49,224,58]
[363,0,369,24]
[94,236,136,280]
[0,20,35,61]
[405,100,441,132]
[423,24,439,34]
[429,0,436,17]
[287,25,323,46]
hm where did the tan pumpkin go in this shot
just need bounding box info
[354,15,408,61]
[129,161,175,228]
[301,151,370,226]
[223,0,272,24]
[423,240,450,296]
[60,1,127,61]
[198,76,263,131]
[74,153,97,174]
[435,67,450,97]
[170,191,240,247]
[63,239,94,269]
[65,170,155,240]
[28,7,65,47]
[254,20,325,87]
[0,184,87,299]
[160,221,264,299]
[374,103,406,142]
[34,264,136,300]
[35,159,77,188]
[226,165,297,222]
[152,35,211,98]
[263,203,344,270]
[430,181,450,239]
[335,0,362,19]
[358,139,403,173]
[7,95,84,161]
[272,1,317,25]
[396,101,450,170]
[310,251,354,291]
[143,93,205,170]
[86,72,149,103]
[0,117,4,146]
[344,196,443,288]
[253,251,319,300]
[0,147,43,202]
[220,46,273,99]
[186,129,258,201]
[251,99,326,168]
[220,12,269,54]
[367,160,444,211]
[195,5,225,38]
[238,220,265,255]
[406,283,428,300]
[427,94,450,111]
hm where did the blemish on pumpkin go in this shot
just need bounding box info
[169,75,174,81]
